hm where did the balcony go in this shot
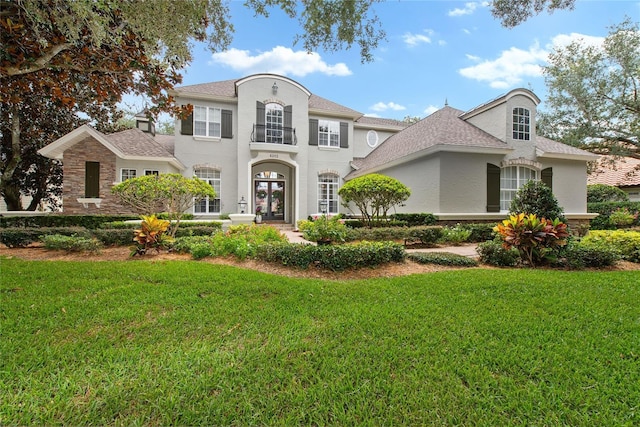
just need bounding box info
[250,124,298,154]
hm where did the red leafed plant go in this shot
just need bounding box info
[132,215,171,256]
[494,213,569,267]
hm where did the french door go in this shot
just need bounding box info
[254,180,285,221]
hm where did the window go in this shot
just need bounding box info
[319,120,340,147]
[512,107,530,140]
[121,168,136,181]
[367,130,379,148]
[144,170,159,176]
[500,166,537,211]
[194,168,221,214]
[194,106,221,138]
[265,103,283,143]
[318,174,339,213]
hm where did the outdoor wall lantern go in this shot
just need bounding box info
[238,196,247,214]
[320,199,328,214]
[272,82,278,95]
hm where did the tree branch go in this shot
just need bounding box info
[3,42,73,76]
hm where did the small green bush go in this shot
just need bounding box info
[404,226,444,247]
[257,241,405,271]
[581,230,640,262]
[346,226,405,242]
[41,235,103,253]
[587,184,629,203]
[0,215,138,229]
[588,202,640,229]
[390,213,437,226]
[91,229,136,246]
[439,226,472,246]
[459,223,496,242]
[559,243,620,269]
[476,239,520,267]
[509,180,565,222]
[0,228,41,248]
[190,243,214,260]
[408,252,478,267]
[173,226,222,237]
[169,236,213,254]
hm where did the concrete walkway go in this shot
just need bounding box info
[281,230,479,257]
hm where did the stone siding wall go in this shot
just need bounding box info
[63,137,133,215]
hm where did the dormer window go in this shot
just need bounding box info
[512,107,530,140]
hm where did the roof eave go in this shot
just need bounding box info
[121,155,185,171]
[346,144,513,180]
[536,149,599,162]
[309,108,362,120]
[37,125,126,160]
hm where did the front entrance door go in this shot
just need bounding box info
[255,180,285,221]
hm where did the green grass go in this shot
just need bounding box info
[1,259,639,426]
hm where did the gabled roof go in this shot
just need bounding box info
[588,156,640,187]
[347,106,512,178]
[171,74,362,118]
[460,88,540,120]
[38,125,184,170]
[355,116,408,130]
[536,136,599,161]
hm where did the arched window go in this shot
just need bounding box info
[318,173,340,213]
[500,166,537,211]
[194,167,221,214]
[512,107,530,140]
[265,103,283,144]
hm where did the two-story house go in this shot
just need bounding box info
[38,73,597,225]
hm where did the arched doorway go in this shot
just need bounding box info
[252,162,294,223]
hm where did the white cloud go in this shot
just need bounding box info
[403,30,434,47]
[448,2,487,17]
[462,28,472,35]
[424,105,439,116]
[370,102,406,112]
[548,32,605,50]
[458,42,548,89]
[209,46,352,77]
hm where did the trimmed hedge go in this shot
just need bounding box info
[476,239,520,267]
[257,241,406,271]
[558,244,620,269]
[581,230,640,263]
[41,235,103,253]
[459,223,496,243]
[390,213,437,226]
[344,225,444,247]
[0,215,138,229]
[408,252,478,267]
[588,202,640,229]
[0,227,92,248]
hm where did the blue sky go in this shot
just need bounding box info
[168,1,639,120]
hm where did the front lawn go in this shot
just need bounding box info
[2,259,639,425]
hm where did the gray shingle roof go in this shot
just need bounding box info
[106,129,175,158]
[355,116,408,128]
[349,106,510,175]
[536,136,597,158]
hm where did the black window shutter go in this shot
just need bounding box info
[340,122,349,148]
[221,109,232,138]
[85,161,100,198]
[180,107,193,135]
[284,105,293,144]
[255,101,265,142]
[541,167,553,190]
[486,163,501,212]
[309,119,318,146]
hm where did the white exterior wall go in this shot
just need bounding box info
[464,105,506,142]
[541,159,589,213]
[381,157,441,213]
[114,159,180,183]
[352,127,398,159]
[505,94,538,160]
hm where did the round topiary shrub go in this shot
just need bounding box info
[509,180,565,221]
[587,184,629,203]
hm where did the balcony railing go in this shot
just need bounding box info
[251,124,297,145]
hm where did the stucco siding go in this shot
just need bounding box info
[465,105,506,142]
[380,156,441,213]
[439,153,501,213]
[541,159,589,213]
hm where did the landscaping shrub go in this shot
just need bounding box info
[0,228,42,248]
[559,243,620,269]
[390,213,437,226]
[581,230,640,262]
[301,215,348,243]
[346,226,406,242]
[0,214,137,229]
[587,184,629,203]
[588,201,640,229]
[91,229,136,246]
[509,180,565,221]
[257,241,405,271]
[476,239,520,267]
[408,252,478,267]
[169,236,213,254]
[200,224,287,260]
[132,215,171,256]
[173,226,222,237]
[459,223,496,242]
[439,226,472,246]
[609,208,638,228]
[404,226,444,247]
[41,235,103,253]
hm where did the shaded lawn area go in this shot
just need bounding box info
[1,259,639,426]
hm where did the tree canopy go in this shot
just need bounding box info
[539,19,640,158]
[491,0,576,28]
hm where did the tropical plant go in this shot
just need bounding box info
[609,208,638,228]
[494,213,570,267]
[339,174,411,228]
[132,215,171,256]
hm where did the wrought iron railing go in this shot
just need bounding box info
[251,124,297,145]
